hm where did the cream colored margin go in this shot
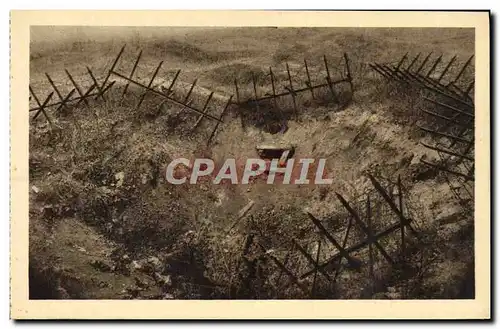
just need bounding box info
[10,10,490,319]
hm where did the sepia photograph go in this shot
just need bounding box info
[10,10,490,319]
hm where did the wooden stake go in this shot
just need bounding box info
[437,55,457,82]
[398,175,406,257]
[99,44,125,98]
[426,54,443,78]
[367,195,375,294]
[344,53,353,94]
[135,61,163,111]
[323,55,339,103]
[65,69,89,106]
[307,212,359,268]
[451,55,474,85]
[207,96,233,145]
[166,69,181,95]
[336,193,394,265]
[86,67,106,101]
[286,62,298,118]
[234,79,240,104]
[251,72,260,112]
[304,59,315,99]
[32,92,54,121]
[122,49,143,99]
[406,53,421,72]
[30,87,54,124]
[192,92,214,129]
[395,52,408,71]
[416,52,433,74]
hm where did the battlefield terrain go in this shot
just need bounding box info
[29,27,475,299]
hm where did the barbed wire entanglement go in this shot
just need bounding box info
[225,174,423,299]
[30,45,355,145]
[370,51,474,210]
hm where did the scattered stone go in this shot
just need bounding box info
[115,172,125,187]
[154,272,172,288]
[147,256,163,272]
[31,185,40,193]
[130,260,142,271]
